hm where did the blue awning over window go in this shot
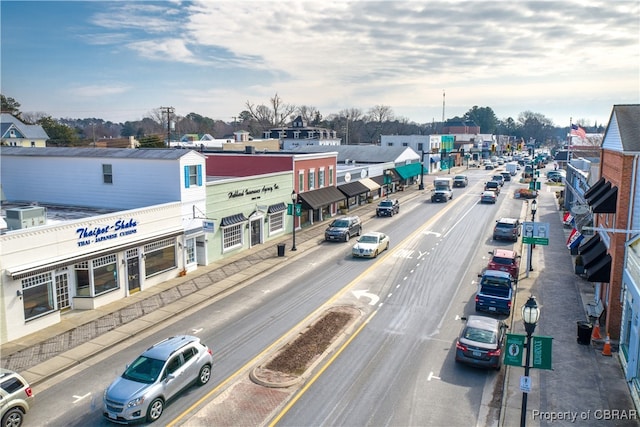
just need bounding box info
[220,213,248,227]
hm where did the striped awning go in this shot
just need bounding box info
[220,213,248,227]
[268,202,287,213]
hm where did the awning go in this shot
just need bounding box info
[268,202,287,213]
[298,186,346,210]
[371,170,400,186]
[581,241,607,269]
[583,177,606,199]
[430,155,441,163]
[8,230,184,280]
[591,186,617,213]
[359,178,381,192]
[394,163,426,180]
[578,234,601,255]
[220,213,248,227]
[586,181,611,206]
[338,181,369,198]
[586,254,612,283]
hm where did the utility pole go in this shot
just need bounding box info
[160,106,174,147]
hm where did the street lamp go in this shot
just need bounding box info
[419,150,425,190]
[291,190,297,251]
[531,199,538,249]
[520,295,540,427]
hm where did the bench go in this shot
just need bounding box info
[586,300,604,319]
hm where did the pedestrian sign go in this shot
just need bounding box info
[522,221,549,245]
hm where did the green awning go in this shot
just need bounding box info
[394,163,426,180]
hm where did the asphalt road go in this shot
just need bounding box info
[26,167,524,426]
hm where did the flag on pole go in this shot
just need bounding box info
[563,212,574,226]
[571,124,587,139]
[567,228,584,249]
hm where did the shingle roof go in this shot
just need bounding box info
[611,104,640,152]
[289,145,417,163]
[0,113,49,139]
[0,146,202,160]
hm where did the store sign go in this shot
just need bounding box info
[76,218,138,247]
[228,183,280,200]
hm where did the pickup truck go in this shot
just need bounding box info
[376,199,399,217]
[475,270,514,316]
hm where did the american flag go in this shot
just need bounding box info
[571,124,587,139]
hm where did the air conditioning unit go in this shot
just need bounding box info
[5,206,47,230]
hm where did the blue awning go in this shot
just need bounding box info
[268,202,287,213]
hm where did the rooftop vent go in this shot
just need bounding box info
[5,206,47,230]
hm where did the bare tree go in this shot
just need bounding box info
[295,105,321,125]
[245,93,296,133]
[366,105,394,123]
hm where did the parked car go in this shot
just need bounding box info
[484,181,501,195]
[475,270,515,316]
[453,175,468,188]
[493,218,521,242]
[480,191,497,204]
[324,216,362,242]
[500,172,511,182]
[491,174,505,186]
[0,369,34,427]
[487,249,520,281]
[376,199,399,217]
[455,315,508,370]
[103,335,213,424]
[352,231,389,258]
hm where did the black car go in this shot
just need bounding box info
[500,172,511,182]
[376,199,399,217]
[324,216,362,242]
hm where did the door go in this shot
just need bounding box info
[55,271,70,311]
[250,218,262,247]
[126,257,140,294]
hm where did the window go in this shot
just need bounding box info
[319,168,325,187]
[103,164,113,184]
[93,254,118,295]
[298,171,304,192]
[308,169,316,190]
[184,165,202,188]
[269,211,285,233]
[418,143,424,151]
[22,273,55,320]
[222,223,243,250]
[182,346,197,363]
[144,238,177,277]
[387,142,394,147]
[75,262,90,297]
[402,142,408,147]
[329,166,334,185]
[185,238,196,264]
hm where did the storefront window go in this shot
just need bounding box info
[186,238,196,264]
[75,262,90,297]
[144,238,177,277]
[269,211,284,233]
[22,273,55,320]
[93,254,118,295]
[222,224,243,250]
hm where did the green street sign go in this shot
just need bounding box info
[531,336,553,370]
[522,221,549,245]
[287,203,302,216]
[294,203,302,217]
[287,203,293,215]
[504,333,525,367]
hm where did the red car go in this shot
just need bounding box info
[486,249,520,282]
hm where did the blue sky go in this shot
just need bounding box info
[2,1,638,127]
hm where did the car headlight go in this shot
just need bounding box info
[127,396,145,408]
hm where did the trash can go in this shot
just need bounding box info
[277,243,286,257]
[577,321,593,345]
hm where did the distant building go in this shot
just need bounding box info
[264,116,340,150]
[0,113,49,147]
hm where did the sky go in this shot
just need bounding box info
[1,1,638,127]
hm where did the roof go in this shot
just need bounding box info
[609,104,640,152]
[144,335,198,360]
[492,249,517,258]
[0,113,49,139]
[0,146,204,160]
[290,145,419,163]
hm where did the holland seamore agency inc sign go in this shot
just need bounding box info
[228,183,279,200]
[76,218,138,247]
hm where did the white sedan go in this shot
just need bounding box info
[352,232,390,258]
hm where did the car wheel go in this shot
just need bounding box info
[2,408,23,427]
[374,250,378,257]
[495,364,502,371]
[146,398,164,422]
[197,364,212,386]
[344,233,350,242]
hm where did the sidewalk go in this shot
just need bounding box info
[500,182,638,426]
[2,168,637,425]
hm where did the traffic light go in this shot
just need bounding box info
[506,144,511,151]
[491,144,496,152]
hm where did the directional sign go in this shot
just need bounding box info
[522,221,549,245]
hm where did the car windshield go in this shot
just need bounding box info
[122,356,165,384]
[455,176,465,180]
[492,256,514,265]
[482,276,511,286]
[380,201,392,206]
[463,326,497,344]
[496,223,514,229]
[359,235,378,243]
[331,220,349,227]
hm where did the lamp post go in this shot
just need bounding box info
[419,150,425,190]
[531,199,538,249]
[291,190,297,251]
[520,295,540,427]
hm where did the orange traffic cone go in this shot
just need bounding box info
[602,334,612,356]
[592,322,602,340]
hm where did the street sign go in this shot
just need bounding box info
[294,203,302,217]
[522,221,549,245]
[287,203,302,216]
[504,333,525,366]
[520,376,532,393]
[531,336,553,370]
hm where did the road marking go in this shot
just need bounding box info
[427,371,441,381]
[191,327,203,334]
[393,249,414,258]
[423,231,442,237]
[73,393,91,403]
[352,289,380,306]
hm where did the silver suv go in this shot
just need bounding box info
[103,335,213,423]
[1,369,34,427]
[324,216,362,242]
